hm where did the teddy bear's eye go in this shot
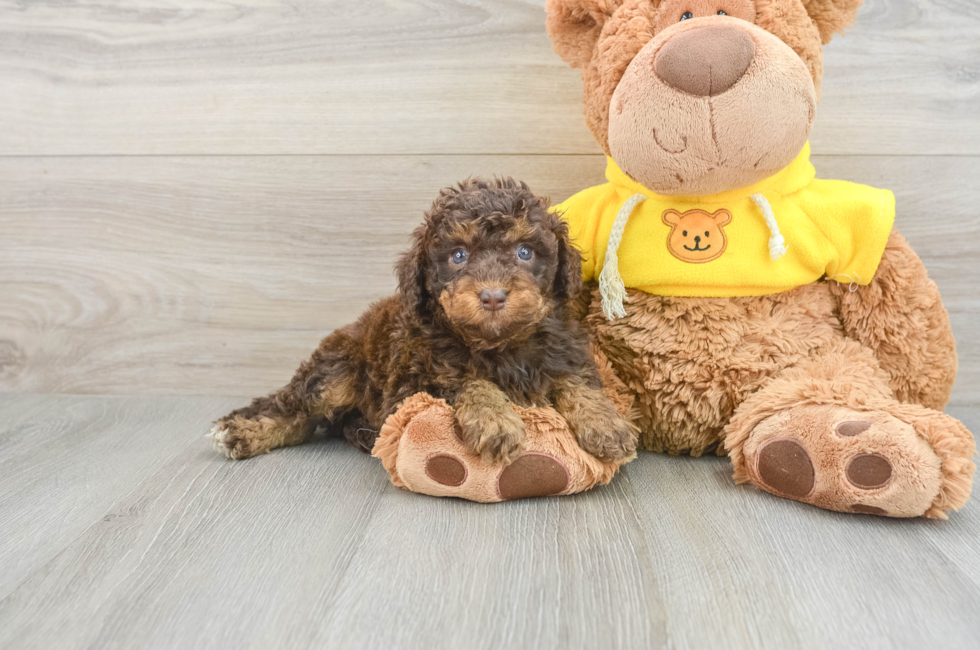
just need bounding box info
[705,231,710,237]
[451,249,468,264]
[682,230,688,237]
[680,11,694,21]
[717,10,727,15]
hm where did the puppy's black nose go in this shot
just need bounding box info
[480,288,508,312]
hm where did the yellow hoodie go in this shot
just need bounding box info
[555,143,895,318]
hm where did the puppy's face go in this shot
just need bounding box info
[398,179,583,349]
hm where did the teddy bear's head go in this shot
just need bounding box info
[546,0,862,195]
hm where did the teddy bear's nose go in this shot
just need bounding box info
[655,24,756,96]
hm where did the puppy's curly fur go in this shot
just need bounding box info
[210,178,636,464]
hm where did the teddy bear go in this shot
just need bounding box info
[543,0,975,517]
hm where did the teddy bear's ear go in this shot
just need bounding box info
[801,0,864,44]
[546,0,623,68]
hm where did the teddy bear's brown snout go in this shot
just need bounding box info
[655,24,756,97]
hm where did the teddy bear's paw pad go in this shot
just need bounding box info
[745,404,943,518]
[756,438,815,499]
[425,454,468,487]
[836,421,871,437]
[497,452,569,500]
[846,453,893,489]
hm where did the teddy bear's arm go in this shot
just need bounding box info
[829,229,957,411]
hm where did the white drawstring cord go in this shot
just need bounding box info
[828,271,863,293]
[600,192,787,320]
[750,193,788,261]
[598,193,647,321]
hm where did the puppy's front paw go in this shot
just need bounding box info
[460,407,526,465]
[568,409,637,463]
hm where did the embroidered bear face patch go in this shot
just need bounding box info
[662,208,732,263]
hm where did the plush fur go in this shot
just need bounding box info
[546,0,829,162]
[372,393,627,502]
[547,0,975,517]
[210,178,636,465]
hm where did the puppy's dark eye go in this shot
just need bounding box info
[682,230,688,237]
[680,11,693,20]
[717,10,727,15]
[517,245,533,261]
[451,249,467,265]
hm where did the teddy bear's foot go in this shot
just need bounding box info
[372,394,627,502]
[423,449,572,501]
[739,404,973,518]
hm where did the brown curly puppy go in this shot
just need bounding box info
[210,178,636,465]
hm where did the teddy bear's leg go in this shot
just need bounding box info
[724,340,975,518]
[829,230,957,411]
[590,341,638,421]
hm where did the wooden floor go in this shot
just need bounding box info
[1,0,978,648]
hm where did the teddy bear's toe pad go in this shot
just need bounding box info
[846,453,893,489]
[745,404,943,517]
[497,453,569,500]
[757,439,815,499]
[425,454,467,487]
[836,421,871,437]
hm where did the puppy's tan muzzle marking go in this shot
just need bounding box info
[655,24,756,97]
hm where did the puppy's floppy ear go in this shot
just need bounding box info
[546,0,623,69]
[800,0,864,44]
[551,214,584,300]
[396,221,431,318]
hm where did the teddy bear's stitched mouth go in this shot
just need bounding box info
[684,243,711,252]
[653,129,688,155]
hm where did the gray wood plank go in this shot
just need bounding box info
[0,393,241,599]
[0,423,388,650]
[0,397,975,650]
[0,0,976,156]
[622,440,980,650]
[2,154,978,402]
[313,477,666,650]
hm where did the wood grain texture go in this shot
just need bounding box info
[0,0,977,156]
[622,422,980,650]
[0,394,976,650]
[0,393,241,599]
[1,154,978,402]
